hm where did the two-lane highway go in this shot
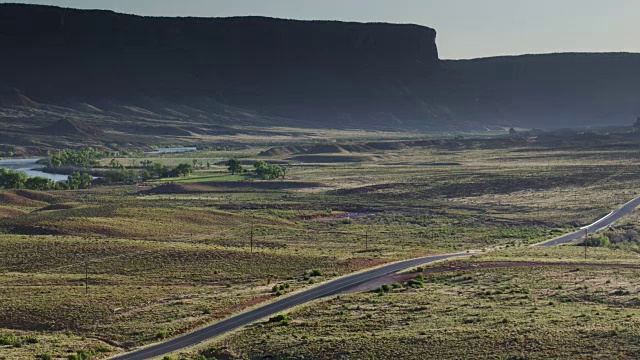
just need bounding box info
[111,253,472,360]
[536,196,640,247]
[111,195,640,360]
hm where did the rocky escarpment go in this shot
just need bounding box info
[0,3,640,143]
[0,4,448,130]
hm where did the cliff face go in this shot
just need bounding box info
[0,4,445,130]
[1,4,639,138]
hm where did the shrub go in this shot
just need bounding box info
[24,336,39,344]
[67,349,96,360]
[407,274,426,288]
[0,335,17,346]
[584,235,611,247]
[269,314,289,323]
[156,330,168,339]
[309,269,322,277]
[95,345,110,353]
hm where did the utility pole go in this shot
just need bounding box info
[365,230,369,251]
[85,260,89,295]
[250,220,254,253]
[584,228,588,261]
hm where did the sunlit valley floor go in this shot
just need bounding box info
[3,132,640,359]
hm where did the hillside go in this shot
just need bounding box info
[0,4,639,149]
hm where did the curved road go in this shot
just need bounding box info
[111,195,640,360]
[537,196,640,246]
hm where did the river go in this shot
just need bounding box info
[0,158,69,182]
[0,147,198,182]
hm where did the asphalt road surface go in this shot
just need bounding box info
[536,196,640,247]
[111,196,640,360]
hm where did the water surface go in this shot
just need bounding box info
[0,158,69,182]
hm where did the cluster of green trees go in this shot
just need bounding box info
[253,160,287,180]
[139,160,194,179]
[225,159,287,180]
[101,160,194,184]
[0,169,61,190]
[0,169,31,189]
[67,172,93,189]
[226,159,243,175]
[48,148,145,170]
[0,169,91,190]
[48,148,102,168]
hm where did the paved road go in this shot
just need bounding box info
[111,196,640,360]
[536,196,640,247]
[110,253,471,359]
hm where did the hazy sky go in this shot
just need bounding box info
[5,0,640,59]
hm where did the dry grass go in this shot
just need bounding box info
[181,265,640,360]
[4,133,640,358]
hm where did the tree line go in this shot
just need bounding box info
[47,148,145,169]
[99,159,195,184]
[0,169,92,190]
[226,159,288,180]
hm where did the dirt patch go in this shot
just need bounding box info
[126,125,193,136]
[14,189,58,203]
[289,155,371,163]
[216,296,273,319]
[140,183,189,195]
[0,191,47,207]
[2,225,62,235]
[292,212,349,221]
[37,203,75,211]
[293,212,377,222]
[142,181,324,195]
[0,206,26,217]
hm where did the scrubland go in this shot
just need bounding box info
[3,132,640,359]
